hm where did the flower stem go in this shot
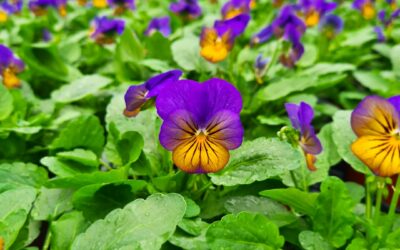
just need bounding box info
[366,179,372,220]
[373,178,385,224]
[382,175,400,243]
[289,170,300,190]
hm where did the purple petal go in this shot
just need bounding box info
[351,95,400,136]
[285,103,301,129]
[214,14,250,38]
[374,26,386,42]
[124,84,149,117]
[144,16,171,37]
[388,95,400,113]
[0,44,14,71]
[300,126,322,155]
[251,25,273,44]
[145,69,182,98]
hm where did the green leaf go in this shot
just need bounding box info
[72,180,148,221]
[178,218,209,236]
[117,29,145,62]
[45,168,127,189]
[353,71,391,93]
[301,63,355,76]
[345,182,365,204]
[299,231,333,250]
[105,94,158,153]
[312,177,356,248]
[171,35,216,72]
[210,138,302,186]
[256,76,317,102]
[224,195,298,227]
[40,156,97,177]
[260,188,318,215]
[184,197,201,218]
[50,211,88,250]
[56,149,99,168]
[385,227,400,248]
[346,238,368,250]
[206,212,284,250]
[332,111,371,174]
[0,84,13,121]
[391,44,400,78]
[0,186,37,249]
[104,124,144,166]
[341,27,376,47]
[50,115,105,155]
[10,217,40,250]
[31,188,73,221]
[169,231,208,250]
[0,162,48,188]
[51,75,112,103]
[71,193,186,250]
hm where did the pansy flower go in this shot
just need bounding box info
[107,0,135,14]
[296,0,337,27]
[221,0,254,20]
[42,28,52,42]
[285,102,322,171]
[252,6,306,67]
[254,54,269,83]
[319,14,344,39]
[156,78,244,173]
[144,16,171,37]
[170,0,202,19]
[90,16,125,45]
[124,70,182,117]
[374,9,400,42]
[200,14,250,63]
[351,96,400,177]
[0,45,25,89]
[29,0,66,17]
[353,0,376,20]
[251,5,306,45]
[0,0,23,22]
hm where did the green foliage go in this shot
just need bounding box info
[206,212,285,250]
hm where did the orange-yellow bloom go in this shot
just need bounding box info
[351,96,400,177]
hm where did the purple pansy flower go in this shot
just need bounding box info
[251,6,306,67]
[374,26,386,42]
[254,54,269,83]
[319,14,344,39]
[156,78,244,173]
[1,0,23,14]
[221,0,253,20]
[353,0,376,20]
[42,28,52,42]
[107,0,135,14]
[285,102,322,171]
[29,0,66,16]
[373,7,400,42]
[200,14,250,63]
[144,16,171,37]
[0,44,24,89]
[124,70,183,117]
[90,16,125,45]
[350,96,400,176]
[170,0,202,19]
[296,0,337,27]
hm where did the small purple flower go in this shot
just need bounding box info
[353,0,376,20]
[1,0,23,14]
[170,0,202,19]
[29,0,54,16]
[90,16,125,45]
[297,0,337,27]
[221,0,252,20]
[144,16,171,37]
[107,0,135,14]
[251,5,306,45]
[156,78,244,173]
[254,54,269,83]
[319,14,344,39]
[0,44,24,89]
[42,28,52,42]
[285,102,322,171]
[374,26,386,42]
[124,70,182,117]
[200,14,250,63]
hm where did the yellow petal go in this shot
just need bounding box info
[0,10,8,23]
[93,0,107,8]
[305,153,317,171]
[2,68,20,89]
[362,3,375,20]
[351,135,400,177]
[173,136,229,173]
[305,10,320,27]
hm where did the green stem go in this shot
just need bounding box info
[373,178,385,224]
[263,41,281,77]
[366,179,372,220]
[43,223,52,250]
[382,175,400,243]
[289,171,300,190]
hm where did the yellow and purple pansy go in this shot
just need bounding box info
[124,70,183,117]
[285,102,322,171]
[351,96,400,177]
[353,0,376,20]
[156,78,244,173]
[221,0,254,20]
[144,16,171,37]
[170,0,202,19]
[200,14,250,63]
[107,0,134,15]
[29,0,67,17]
[90,16,125,45]
[296,0,337,27]
[0,0,22,22]
[0,44,25,89]
[319,14,343,39]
